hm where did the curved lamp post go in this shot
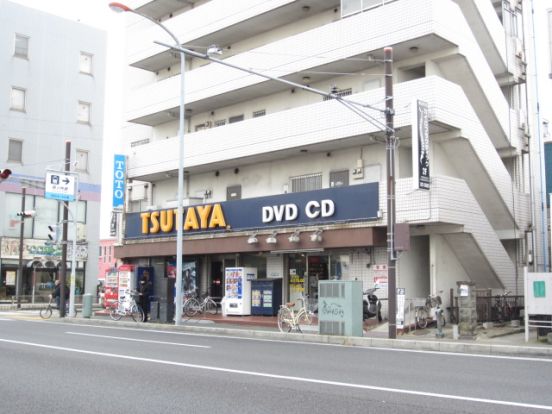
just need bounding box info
[109,2,185,325]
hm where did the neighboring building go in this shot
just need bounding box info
[112,0,537,316]
[98,239,118,281]
[0,0,106,299]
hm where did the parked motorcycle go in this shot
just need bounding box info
[363,287,382,322]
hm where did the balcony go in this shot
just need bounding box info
[126,0,338,72]
[127,76,526,233]
[125,0,511,151]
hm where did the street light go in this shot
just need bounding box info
[109,2,186,325]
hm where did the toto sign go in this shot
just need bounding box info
[113,154,125,209]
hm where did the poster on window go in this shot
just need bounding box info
[412,99,430,190]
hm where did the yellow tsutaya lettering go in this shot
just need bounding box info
[209,204,227,228]
[140,213,151,234]
[160,210,173,232]
[150,211,160,234]
[196,205,212,229]
[184,207,199,230]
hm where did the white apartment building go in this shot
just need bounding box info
[0,0,106,298]
[113,0,537,315]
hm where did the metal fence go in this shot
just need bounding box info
[447,290,524,324]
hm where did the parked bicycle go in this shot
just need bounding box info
[109,290,144,322]
[183,294,218,317]
[40,298,78,319]
[494,291,512,323]
[277,295,314,333]
[415,294,445,329]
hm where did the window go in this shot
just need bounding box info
[226,185,242,200]
[214,119,226,127]
[10,87,26,111]
[79,52,93,74]
[14,34,29,58]
[228,114,244,124]
[77,101,91,123]
[290,173,322,193]
[252,109,266,118]
[8,139,23,163]
[130,138,150,147]
[330,170,349,187]
[76,149,89,172]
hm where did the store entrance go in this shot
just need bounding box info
[307,255,328,302]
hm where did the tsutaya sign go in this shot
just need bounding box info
[125,183,379,239]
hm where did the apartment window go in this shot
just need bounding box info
[214,119,226,127]
[330,170,349,187]
[341,0,389,17]
[14,34,29,58]
[291,173,322,193]
[77,101,91,123]
[323,87,352,101]
[226,185,242,200]
[79,52,93,75]
[252,109,266,118]
[228,114,244,124]
[8,139,23,163]
[10,87,26,111]
[76,149,89,172]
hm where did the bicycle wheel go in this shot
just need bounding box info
[277,307,293,333]
[205,298,217,315]
[130,304,144,322]
[40,306,52,319]
[184,298,200,317]
[109,302,122,321]
[416,308,428,329]
[298,309,312,326]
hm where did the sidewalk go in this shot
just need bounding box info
[4,306,552,357]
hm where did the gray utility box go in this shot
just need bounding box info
[318,280,363,337]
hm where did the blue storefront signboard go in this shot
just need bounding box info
[125,182,379,239]
[113,154,126,209]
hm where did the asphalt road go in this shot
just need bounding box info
[0,316,551,414]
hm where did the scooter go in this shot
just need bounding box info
[363,287,382,322]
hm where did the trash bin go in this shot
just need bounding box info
[82,293,93,318]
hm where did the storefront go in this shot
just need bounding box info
[0,237,87,300]
[116,183,386,307]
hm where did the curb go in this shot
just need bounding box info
[54,316,552,358]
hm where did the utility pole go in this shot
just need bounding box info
[384,47,397,339]
[59,140,71,317]
[16,187,26,309]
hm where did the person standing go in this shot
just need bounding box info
[138,272,152,322]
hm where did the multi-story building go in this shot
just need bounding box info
[113,0,537,315]
[0,0,106,299]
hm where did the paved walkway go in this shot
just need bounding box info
[3,306,551,357]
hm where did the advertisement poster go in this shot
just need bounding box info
[396,288,406,329]
[225,268,243,299]
[6,271,15,286]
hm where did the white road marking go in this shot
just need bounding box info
[65,331,210,348]
[0,318,15,321]
[0,337,550,411]
[38,320,552,363]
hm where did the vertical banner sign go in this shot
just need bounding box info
[113,154,126,209]
[396,287,405,329]
[412,99,430,190]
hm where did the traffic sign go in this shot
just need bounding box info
[45,171,78,201]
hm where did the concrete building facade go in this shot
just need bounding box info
[112,0,538,318]
[0,0,106,299]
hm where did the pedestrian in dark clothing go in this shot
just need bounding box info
[139,273,152,322]
[51,279,69,309]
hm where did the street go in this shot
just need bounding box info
[0,316,551,413]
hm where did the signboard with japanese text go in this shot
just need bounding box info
[45,171,78,201]
[113,154,125,209]
[412,99,430,190]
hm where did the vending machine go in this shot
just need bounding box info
[224,267,257,315]
[117,264,135,308]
